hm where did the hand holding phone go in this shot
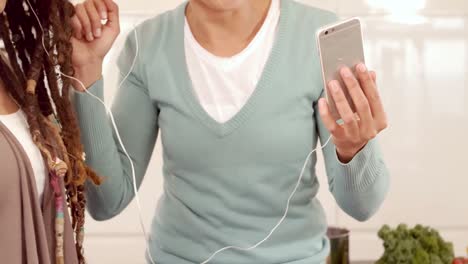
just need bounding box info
[316,17,366,121]
[315,17,388,162]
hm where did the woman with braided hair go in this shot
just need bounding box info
[0,0,101,263]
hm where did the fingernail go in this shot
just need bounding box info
[101,12,108,20]
[358,63,367,73]
[95,28,102,37]
[87,32,94,41]
[330,81,339,93]
[319,98,327,108]
[341,67,353,78]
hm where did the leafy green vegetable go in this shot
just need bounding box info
[376,224,454,264]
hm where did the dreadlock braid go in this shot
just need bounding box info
[0,0,102,263]
[52,0,102,258]
[2,0,53,118]
[0,15,25,83]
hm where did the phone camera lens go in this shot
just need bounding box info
[325,31,329,35]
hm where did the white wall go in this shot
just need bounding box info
[84,0,468,263]
[114,0,468,15]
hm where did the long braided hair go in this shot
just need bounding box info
[0,0,102,262]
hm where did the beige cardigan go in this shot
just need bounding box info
[0,120,78,264]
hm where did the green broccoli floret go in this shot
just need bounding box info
[429,254,444,264]
[376,224,455,264]
[412,246,430,264]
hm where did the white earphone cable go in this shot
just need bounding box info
[26,2,333,263]
[199,136,332,264]
[25,2,156,264]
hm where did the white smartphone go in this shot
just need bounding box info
[316,17,365,120]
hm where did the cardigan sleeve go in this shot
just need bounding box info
[72,31,159,221]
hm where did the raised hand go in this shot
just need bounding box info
[71,0,121,90]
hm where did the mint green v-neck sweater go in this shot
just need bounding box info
[73,1,390,263]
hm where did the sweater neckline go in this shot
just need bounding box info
[172,0,292,137]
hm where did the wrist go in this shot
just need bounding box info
[73,62,103,91]
[336,145,364,164]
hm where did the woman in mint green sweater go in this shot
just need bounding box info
[70,0,390,263]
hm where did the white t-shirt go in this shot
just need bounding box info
[184,0,280,123]
[0,110,46,200]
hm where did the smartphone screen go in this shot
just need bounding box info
[316,18,365,121]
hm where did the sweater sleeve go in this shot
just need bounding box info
[314,90,390,222]
[72,32,159,221]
